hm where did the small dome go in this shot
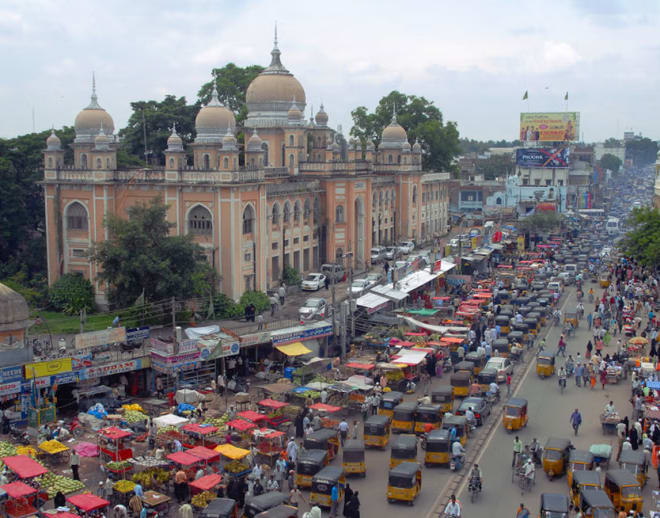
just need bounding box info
[287,98,303,121]
[402,141,411,153]
[46,129,61,151]
[380,112,408,149]
[0,282,30,332]
[413,139,422,153]
[315,104,328,126]
[195,86,236,142]
[167,124,184,152]
[222,126,237,150]
[94,125,111,150]
[247,129,263,152]
[74,77,114,142]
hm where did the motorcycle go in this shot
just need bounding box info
[468,474,481,502]
[227,376,250,394]
[558,377,566,394]
[9,425,30,445]
[450,454,464,472]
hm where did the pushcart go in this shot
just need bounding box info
[589,444,612,468]
[97,427,133,462]
[37,440,70,465]
[1,481,39,518]
[189,473,224,498]
[213,444,251,479]
[252,429,285,467]
[181,423,220,449]
[66,494,110,518]
[600,414,619,435]
[187,446,221,471]
[141,490,171,516]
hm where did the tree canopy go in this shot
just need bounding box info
[626,137,658,167]
[603,137,621,148]
[599,153,622,174]
[349,90,460,171]
[90,198,214,307]
[459,138,521,154]
[619,207,660,268]
[475,153,515,181]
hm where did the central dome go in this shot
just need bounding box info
[380,111,408,149]
[74,78,114,143]
[245,33,306,127]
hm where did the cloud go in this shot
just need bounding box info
[542,41,582,70]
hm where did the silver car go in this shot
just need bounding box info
[301,273,327,291]
[348,278,371,297]
[298,298,329,321]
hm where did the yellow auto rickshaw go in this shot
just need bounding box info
[578,488,615,518]
[441,415,469,446]
[386,461,421,505]
[538,493,569,518]
[310,466,345,508]
[465,352,486,375]
[379,391,404,419]
[303,428,340,461]
[431,385,454,413]
[450,371,472,398]
[424,428,451,467]
[342,439,366,477]
[599,277,610,289]
[502,398,528,431]
[391,402,417,434]
[512,322,529,343]
[536,352,556,378]
[523,317,539,336]
[496,315,511,335]
[454,361,476,376]
[253,505,299,518]
[295,449,328,488]
[567,449,594,487]
[542,438,572,479]
[619,448,648,487]
[389,434,418,468]
[364,414,390,448]
[604,469,642,514]
[564,311,579,330]
[476,368,498,395]
[569,469,601,509]
[492,338,510,357]
[413,404,442,434]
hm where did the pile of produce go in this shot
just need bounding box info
[191,491,216,508]
[16,445,37,458]
[132,457,169,468]
[124,410,149,424]
[302,390,321,400]
[0,441,17,457]
[131,467,170,488]
[37,472,85,498]
[202,414,229,429]
[157,425,180,435]
[113,480,136,493]
[224,460,249,474]
[39,440,69,454]
[122,404,145,413]
[106,460,131,471]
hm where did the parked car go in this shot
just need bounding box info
[485,357,513,383]
[384,246,400,261]
[348,278,371,297]
[397,241,415,254]
[298,298,329,321]
[455,397,491,426]
[301,273,327,291]
[547,281,563,293]
[365,272,383,287]
[370,247,386,264]
[321,263,345,283]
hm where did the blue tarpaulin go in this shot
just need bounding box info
[646,381,660,390]
[177,403,195,414]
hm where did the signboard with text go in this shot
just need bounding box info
[75,327,126,350]
[520,112,579,142]
[516,147,569,168]
[271,323,333,346]
[24,358,72,379]
[77,358,148,381]
[126,326,150,343]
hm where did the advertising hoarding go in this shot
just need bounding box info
[24,358,72,379]
[75,327,126,350]
[520,112,579,142]
[516,147,569,168]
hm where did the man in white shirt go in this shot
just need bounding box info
[465,407,475,428]
[451,440,465,465]
[320,389,328,404]
[604,401,616,416]
[444,495,461,517]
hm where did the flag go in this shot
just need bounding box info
[564,92,568,101]
[522,91,528,100]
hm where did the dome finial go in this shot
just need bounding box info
[171,122,178,135]
[268,23,284,70]
[392,102,397,123]
[86,71,101,109]
[208,84,222,107]
[274,22,278,49]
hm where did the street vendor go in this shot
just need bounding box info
[604,401,616,416]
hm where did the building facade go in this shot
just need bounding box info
[43,38,449,306]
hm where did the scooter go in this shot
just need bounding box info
[9,425,30,445]
[468,474,481,502]
[450,454,464,472]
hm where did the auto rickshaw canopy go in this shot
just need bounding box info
[298,449,328,466]
[580,488,614,511]
[504,397,528,410]
[619,448,646,467]
[342,439,365,456]
[450,371,472,383]
[304,428,338,448]
[425,428,451,450]
[312,465,344,485]
[442,415,467,429]
[393,402,418,418]
[537,353,556,364]
[454,361,475,373]
[254,504,299,518]
[246,492,289,513]
[432,386,453,399]
[380,391,404,407]
[388,461,421,486]
[539,493,569,514]
[390,435,418,457]
[415,404,442,421]
[544,438,572,452]
[569,450,594,465]
[364,414,390,433]
[572,470,601,488]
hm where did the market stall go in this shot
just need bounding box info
[97,427,133,463]
[186,446,220,470]
[252,429,285,467]
[2,455,48,481]
[141,490,171,517]
[66,494,110,518]
[225,419,257,447]
[256,399,290,430]
[214,444,251,479]
[37,440,70,466]
[166,452,201,480]
[308,403,342,429]
[181,423,220,449]
[188,473,224,509]
[1,481,39,518]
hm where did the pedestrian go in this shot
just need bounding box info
[351,420,359,440]
[346,490,360,518]
[278,284,286,306]
[70,451,80,481]
[582,364,589,388]
[516,502,529,518]
[329,484,339,518]
[587,312,593,330]
[570,408,582,436]
[324,276,330,290]
[343,483,353,518]
[575,363,583,387]
[600,368,607,390]
[338,419,348,446]
[256,313,264,330]
[269,295,278,316]
[512,436,523,467]
[506,373,512,396]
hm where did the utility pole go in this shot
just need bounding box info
[171,296,177,349]
[331,262,337,342]
[344,252,354,339]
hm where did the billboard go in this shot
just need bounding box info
[520,112,579,142]
[516,147,569,168]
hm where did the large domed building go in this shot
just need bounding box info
[0,283,31,347]
[42,33,448,307]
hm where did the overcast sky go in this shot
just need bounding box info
[2,0,659,142]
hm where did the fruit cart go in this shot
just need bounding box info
[256,399,290,430]
[37,440,70,465]
[130,465,171,495]
[225,419,257,448]
[189,473,224,499]
[66,494,110,518]
[1,481,39,518]
[112,479,136,506]
[186,446,221,471]
[1,455,48,487]
[236,410,268,428]
[214,444,251,479]
[141,490,171,516]
[252,429,285,467]
[181,423,220,449]
[97,427,133,463]
[166,451,202,481]
[105,460,133,480]
[36,472,84,500]
[600,413,620,435]
[308,403,342,430]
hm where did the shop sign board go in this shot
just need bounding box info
[71,353,93,370]
[34,372,78,388]
[126,326,150,343]
[178,339,199,354]
[0,381,22,396]
[149,337,175,354]
[271,322,333,346]
[24,358,73,379]
[0,366,23,384]
[75,327,126,350]
[207,341,240,360]
[77,358,148,381]
[151,358,199,374]
[150,350,201,364]
[239,332,272,347]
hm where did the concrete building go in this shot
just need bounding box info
[42,37,449,306]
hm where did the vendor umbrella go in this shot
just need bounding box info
[1,481,37,498]
[629,337,649,346]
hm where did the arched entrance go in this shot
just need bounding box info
[354,197,364,268]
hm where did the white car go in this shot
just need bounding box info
[485,357,513,383]
[298,298,328,321]
[398,241,415,254]
[301,273,326,291]
[394,260,409,271]
[365,272,383,287]
[348,278,371,297]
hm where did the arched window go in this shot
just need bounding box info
[203,154,210,170]
[385,190,390,208]
[303,199,311,221]
[169,158,174,168]
[335,205,344,223]
[294,200,301,222]
[388,154,393,164]
[289,154,294,167]
[289,135,294,147]
[316,136,321,147]
[81,154,87,169]
[379,191,383,205]
[223,157,229,169]
[66,202,88,231]
[262,142,269,166]
[496,197,502,205]
[48,157,53,168]
[242,205,255,235]
[96,158,102,169]
[272,203,280,225]
[373,192,378,208]
[283,201,291,223]
[106,158,111,168]
[188,205,212,235]
[412,185,417,205]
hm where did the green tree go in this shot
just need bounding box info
[90,197,214,307]
[48,273,95,315]
[118,95,199,166]
[626,137,658,167]
[349,90,460,171]
[599,153,622,174]
[603,137,621,148]
[475,154,515,180]
[197,63,264,124]
[619,207,660,268]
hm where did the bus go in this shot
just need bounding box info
[606,217,620,236]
